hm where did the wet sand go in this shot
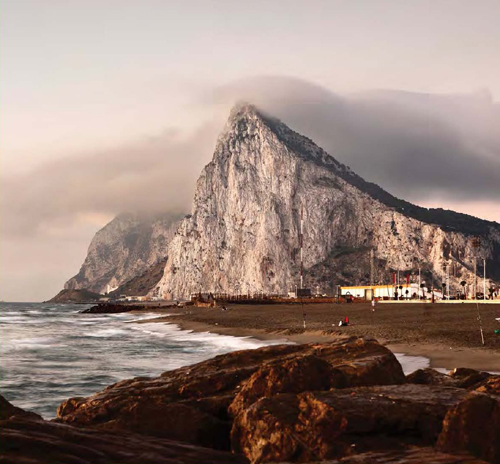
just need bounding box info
[137,301,500,372]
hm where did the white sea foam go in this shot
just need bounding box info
[85,328,128,338]
[126,313,165,323]
[0,316,27,322]
[130,321,289,350]
[2,336,63,352]
[394,353,430,375]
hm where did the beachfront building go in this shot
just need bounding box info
[339,284,442,300]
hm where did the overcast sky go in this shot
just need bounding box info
[1,0,499,301]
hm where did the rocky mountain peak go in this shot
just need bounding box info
[64,211,183,295]
[154,104,500,299]
[57,104,499,301]
[220,103,344,171]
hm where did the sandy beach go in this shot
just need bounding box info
[137,302,500,372]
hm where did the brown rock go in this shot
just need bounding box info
[449,368,492,389]
[0,395,244,464]
[0,395,42,421]
[313,446,489,463]
[56,343,303,449]
[58,394,233,449]
[441,368,500,395]
[231,384,468,463]
[304,337,406,387]
[406,368,459,387]
[0,417,245,464]
[438,392,500,464]
[56,337,404,450]
[229,354,348,417]
[473,376,500,396]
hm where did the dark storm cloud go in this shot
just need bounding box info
[212,76,500,204]
[2,76,499,239]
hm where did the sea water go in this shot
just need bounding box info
[0,302,431,419]
[0,302,287,418]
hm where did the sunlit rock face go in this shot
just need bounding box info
[65,212,181,294]
[156,104,500,299]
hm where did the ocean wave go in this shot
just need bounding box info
[129,322,290,352]
[0,316,28,322]
[394,353,430,375]
[2,336,64,352]
[126,313,167,323]
[84,328,128,338]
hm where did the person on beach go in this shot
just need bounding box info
[338,316,350,326]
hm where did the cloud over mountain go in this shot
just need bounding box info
[211,76,500,206]
[3,76,498,240]
[2,76,498,301]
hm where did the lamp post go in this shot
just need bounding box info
[471,236,481,299]
[441,261,450,300]
[418,267,421,299]
[483,259,486,301]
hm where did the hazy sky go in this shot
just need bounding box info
[1,0,499,301]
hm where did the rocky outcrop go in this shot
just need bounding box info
[79,303,145,314]
[5,339,499,464]
[438,393,500,464]
[317,447,490,463]
[155,104,500,299]
[449,367,494,389]
[0,395,42,421]
[64,211,182,295]
[47,288,103,303]
[228,354,348,417]
[473,377,500,396]
[109,258,169,297]
[7,420,487,464]
[406,368,461,387]
[58,104,500,300]
[407,368,500,394]
[56,337,404,450]
[231,385,468,463]
[0,397,244,464]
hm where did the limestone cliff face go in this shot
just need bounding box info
[65,212,182,294]
[155,105,500,299]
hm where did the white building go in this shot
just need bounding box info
[340,284,442,300]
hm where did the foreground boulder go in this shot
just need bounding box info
[406,368,460,387]
[228,354,348,417]
[408,368,500,397]
[5,338,500,464]
[0,418,244,464]
[0,394,42,421]
[473,376,500,396]
[231,384,468,463]
[317,447,490,463]
[438,393,500,464]
[450,368,493,388]
[0,396,244,464]
[57,337,405,449]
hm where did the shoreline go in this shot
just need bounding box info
[136,314,500,372]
